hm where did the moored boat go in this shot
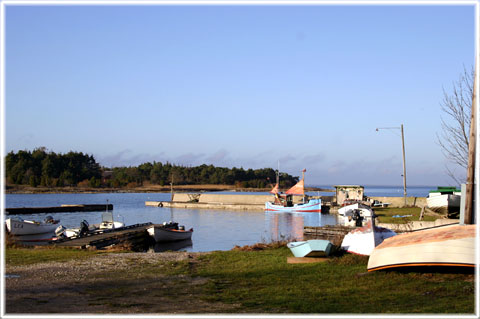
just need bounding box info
[287,239,333,258]
[5,216,59,236]
[147,221,193,242]
[265,169,321,213]
[337,203,374,227]
[367,224,475,272]
[341,221,396,256]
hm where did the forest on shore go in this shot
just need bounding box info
[5,148,298,189]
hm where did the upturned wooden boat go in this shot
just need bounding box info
[147,222,193,242]
[5,217,59,235]
[287,240,333,257]
[341,221,396,256]
[265,169,321,213]
[367,224,476,271]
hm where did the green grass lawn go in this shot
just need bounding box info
[194,247,474,314]
[374,207,437,223]
[5,246,107,266]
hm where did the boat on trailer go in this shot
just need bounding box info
[426,186,461,214]
[367,224,475,272]
[265,169,321,213]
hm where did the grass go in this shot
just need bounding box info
[192,247,475,314]
[5,245,475,314]
[374,207,437,223]
[5,246,107,266]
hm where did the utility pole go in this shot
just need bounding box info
[464,66,477,224]
[376,125,407,206]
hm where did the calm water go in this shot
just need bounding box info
[4,186,435,252]
[5,192,339,252]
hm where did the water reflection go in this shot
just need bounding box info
[151,239,193,252]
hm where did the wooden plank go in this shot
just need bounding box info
[287,257,329,264]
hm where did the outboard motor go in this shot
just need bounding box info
[55,225,66,238]
[79,220,90,237]
[44,215,57,224]
[352,209,364,227]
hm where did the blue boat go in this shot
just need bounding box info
[287,240,333,258]
[265,198,322,213]
[265,168,321,213]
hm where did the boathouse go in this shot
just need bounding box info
[334,185,364,205]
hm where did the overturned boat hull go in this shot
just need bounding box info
[367,224,476,271]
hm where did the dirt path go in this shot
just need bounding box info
[5,252,240,314]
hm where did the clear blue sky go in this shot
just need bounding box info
[4,2,476,186]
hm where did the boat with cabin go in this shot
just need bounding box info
[265,169,321,213]
[341,220,397,256]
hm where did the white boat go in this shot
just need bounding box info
[148,222,193,242]
[368,224,475,272]
[426,187,461,213]
[5,216,59,235]
[341,221,397,256]
[287,240,333,258]
[337,203,374,227]
[56,211,125,238]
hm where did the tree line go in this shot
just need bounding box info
[5,148,298,189]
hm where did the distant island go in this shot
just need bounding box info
[5,148,328,194]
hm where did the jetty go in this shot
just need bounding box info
[53,223,155,249]
[146,193,333,211]
[5,204,113,215]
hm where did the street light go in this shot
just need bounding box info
[376,124,407,206]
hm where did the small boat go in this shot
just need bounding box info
[265,169,321,213]
[287,240,333,258]
[337,203,374,227]
[367,224,475,272]
[341,221,397,256]
[56,211,125,238]
[5,216,59,235]
[426,186,461,214]
[148,221,193,242]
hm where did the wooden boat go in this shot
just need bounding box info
[341,221,396,256]
[287,240,333,257]
[367,224,476,272]
[147,222,193,242]
[426,187,461,214]
[5,216,59,235]
[265,169,321,213]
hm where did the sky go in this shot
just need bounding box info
[3,1,477,186]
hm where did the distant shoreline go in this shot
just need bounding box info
[4,184,334,194]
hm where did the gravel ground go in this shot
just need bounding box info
[5,251,240,315]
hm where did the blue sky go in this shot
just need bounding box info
[4,2,477,186]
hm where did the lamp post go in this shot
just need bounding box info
[376,124,407,206]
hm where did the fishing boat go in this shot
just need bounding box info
[147,221,193,242]
[367,224,475,272]
[426,186,461,214]
[341,220,397,256]
[5,216,60,235]
[287,239,333,258]
[265,169,321,213]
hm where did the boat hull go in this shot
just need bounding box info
[147,226,193,242]
[341,223,396,256]
[287,240,333,257]
[367,224,476,271]
[5,218,58,235]
[265,199,321,213]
